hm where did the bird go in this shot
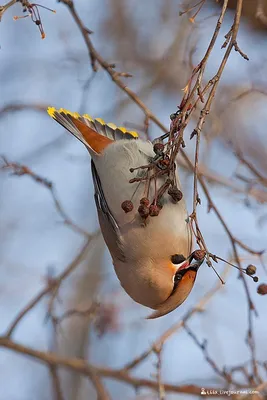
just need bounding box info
[47,107,203,318]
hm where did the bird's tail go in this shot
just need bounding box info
[47,107,138,154]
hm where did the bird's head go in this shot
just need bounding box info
[146,251,205,319]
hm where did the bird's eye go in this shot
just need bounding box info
[171,254,186,264]
[174,271,182,284]
[171,269,186,295]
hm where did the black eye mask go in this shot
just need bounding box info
[172,265,199,294]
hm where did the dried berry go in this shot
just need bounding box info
[170,113,177,120]
[121,200,133,213]
[257,283,267,295]
[168,186,183,203]
[192,249,206,261]
[138,204,149,219]
[140,197,150,207]
[149,204,160,217]
[171,254,186,264]
[253,276,259,282]
[246,264,257,276]
[153,142,164,155]
[158,158,170,170]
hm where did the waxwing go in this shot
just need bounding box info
[47,107,203,318]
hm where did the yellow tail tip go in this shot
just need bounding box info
[47,107,138,138]
[95,117,106,125]
[47,106,56,118]
[128,130,138,138]
[47,107,81,119]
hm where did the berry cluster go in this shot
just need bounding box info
[121,141,183,220]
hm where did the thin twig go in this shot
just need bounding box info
[0,157,90,237]
[184,324,239,386]
[50,366,65,400]
[5,235,99,337]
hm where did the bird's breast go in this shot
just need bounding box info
[121,201,191,260]
[93,138,191,259]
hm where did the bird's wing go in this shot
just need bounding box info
[91,160,125,261]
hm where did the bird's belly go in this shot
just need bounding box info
[121,202,191,260]
[93,139,191,260]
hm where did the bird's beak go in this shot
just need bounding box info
[146,254,204,319]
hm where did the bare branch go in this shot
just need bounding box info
[0,157,90,237]
[5,235,99,337]
[0,336,236,397]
